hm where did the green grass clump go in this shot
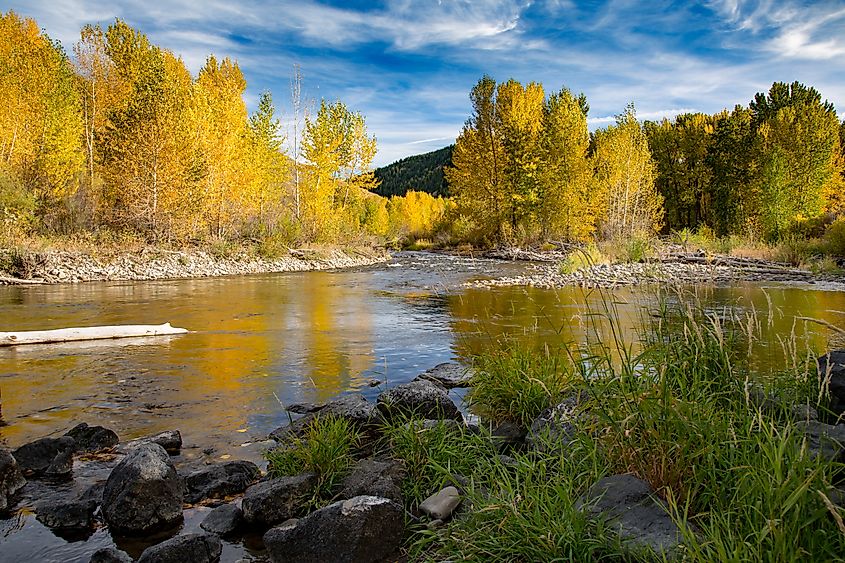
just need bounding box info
[467,346,580,427]
[379,417,498,508]
[265,414,361,502]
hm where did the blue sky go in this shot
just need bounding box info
[7,0,845,166]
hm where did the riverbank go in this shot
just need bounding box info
[469,247,845,290]
[0,246,390,284]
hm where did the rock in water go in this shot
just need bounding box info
[419,486,461,520]
[102,443,184,534]
[35,499,97,530]
[576,474,683,558]
[137,533,222,563]
[376,380,462,422]
[200,503,243,535]
[416,363,474,388]
[270,395,377,442]
[819,350,845,416]
[184,460,261,503]
[12,436,76,479]
[263,495,404,563]
[120,430,182,454]
[0,448,26,512]
[242,473,317,527]
[65,423,119,452]
[89,547,133,563]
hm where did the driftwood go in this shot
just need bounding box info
[0,276,46,285]
[0,323,188,347]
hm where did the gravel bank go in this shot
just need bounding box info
[0,247,390,284]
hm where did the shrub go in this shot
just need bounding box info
[559,243,606,274]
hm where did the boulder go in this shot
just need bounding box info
[270,395,377,442]
[200,503,243,535]
[102,443,184,534]
[339,459,405,502]
[526,393,587,452]
[12,436,76,479]
[184,460,261,503]
[263,495,404,563]
[797,421,845,461]
[137,533,222,563]
[576,474,683,558]
[491,421,527,452]
[0,448,26,512]
[242,473,317,527]
[35,498,97,530]
[89,547,134,563]
[416,363,474,388]
[419,486,461,520]
[65,423,119,452]
[120,430,182,454]
[376,380,462,422]
[819,351,845,416]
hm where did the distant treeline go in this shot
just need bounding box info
[374,146,453,197]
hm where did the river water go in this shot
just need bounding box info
[1,251,844,561]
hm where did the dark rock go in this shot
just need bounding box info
[90,547,134,563]
[35,498,97,530]
[65,423,119,452]
[0,448,26,512]
[79,481,106,504]
[746,386,819,421]
[242,473,317,527]
[137,533,222,563]
[376,379,462,422]
[496,454,519,469]
[797,421,845,461]
[12,436,76,479]
[526,393,587,452]
[270,395,378,442]
[200,503,243,535]
[263,495,404,563]
[287,402,324,414]
[416,362,474,388]
[339,459,405,502]
[120,430,182,455]
[819,351,845,416]
[491,421,527,452]
[576,474,683,558]
[419,486,461,520]
[184,460,261,503]
[102,443,184,534]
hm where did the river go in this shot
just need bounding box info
[1,251,844,561]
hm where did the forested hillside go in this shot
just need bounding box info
[374,146,453,197]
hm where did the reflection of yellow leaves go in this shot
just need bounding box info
[237,428,248,433]
[220,454,231,460]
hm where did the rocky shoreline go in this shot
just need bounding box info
[0,246,391,285]
[469,251,845,291]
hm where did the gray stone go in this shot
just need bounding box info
[121,430,182,454]
[0,448,25,512]
[184,460,261,503]
[491,421,527,451]
[526,393,587,452]
[200,503,243,535]
[270,395,378,442]
[339,459,405,502]
[242,473,317,527]
[65,423,119,452]
[102,443,184,534]
[12,435,76,479]
[819,350,845,416]
[419,486,461,520]
[36,498,97,530]
[797,420,845,461]
[137,533,222,563]
[376,379,462,422]
[416,363,474,388]
[576,474,683,558]
[263,495,404,563]
[89,547,134,563]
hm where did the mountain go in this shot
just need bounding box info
[374,145,453,197]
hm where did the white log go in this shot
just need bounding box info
[0,323,188,346]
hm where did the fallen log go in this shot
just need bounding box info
[0,275,46,285]
[0,322,188,346]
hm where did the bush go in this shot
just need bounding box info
[824,218,845,257]
[559,243,606,274]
